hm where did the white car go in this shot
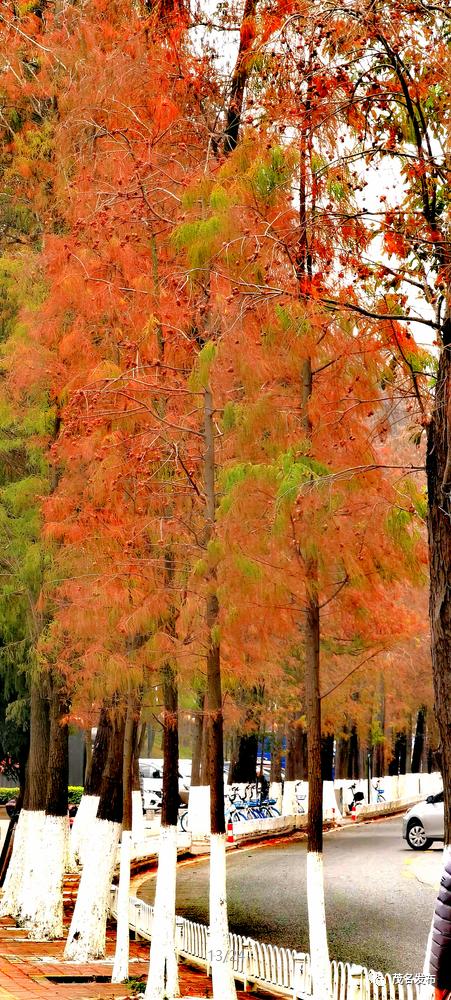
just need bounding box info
[139,759,191,810]
[402,790,444,850]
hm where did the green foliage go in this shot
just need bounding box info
[327,178,346,201]
[385,506,423,577]
[252,146,295,202]
[0,788,19,804]
[235,553,262,582]
[370,719,385,746]
[222,401,237,431]
[0,252,53,768]
[211,623,221,647]
[123,977,146,996]
[310,152,327,174]
[219,462,253,496]
[68,786,84,805]
[0,785,83,805]
[0,259,22,343]
[172,216,221,269]
[206,538,224,566]
[276,451,330,506]
[274,304,293,332]
[12,119,54,165]
[0,199,37,242]
[193,558,207,576]
[209,185,229,211]
[269,305,310,340]
[218,461,273,516]
[188,341,217,391]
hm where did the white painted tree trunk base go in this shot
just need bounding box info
[26,814,69,940]
[64,817,121,961]
[187,786,210,837]
[132,790,146,845]
[306,851,332,1000]
[69,794,100,870]
[144,824,179,1000]
[111,829,132,983]
[14,811,46,926]
[0,809,29,919]
[209,833,237,1000]
[282,780,298,816]
[269,782,283,814]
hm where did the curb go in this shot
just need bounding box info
[128,800,417,876]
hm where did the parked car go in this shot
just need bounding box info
[139,759,191,810]
[402,790,444,850]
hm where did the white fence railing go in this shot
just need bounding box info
[109,887,432,1000]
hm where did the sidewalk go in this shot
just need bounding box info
[0,876,257,1000]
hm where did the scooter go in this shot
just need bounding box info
[347,782,364,813]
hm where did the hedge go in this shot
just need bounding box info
[0,786,84,806]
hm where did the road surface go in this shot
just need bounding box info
[138,816,444,975]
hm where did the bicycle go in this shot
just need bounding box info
[178,808,189,832]
[238,796,281,820]
[261,797,281,818]
[224,789,248,823]
[295,781,307,815]
[244,798,269,819]
[372,779,385,803]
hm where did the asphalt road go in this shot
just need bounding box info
[138,816,444,975]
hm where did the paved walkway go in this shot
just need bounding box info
[0,876,256,1000]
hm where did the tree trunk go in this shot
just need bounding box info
[282,717,298,816]
[188,693,210,835]
[145,665,180,1000]
[84,728,93,784]
[270,736,282,783]
[65,712,125,961]
[200,697,211,783]
[427,336,451,845]
[269,732,283,813]
[204,385,237,1000]
[411,707,426,773]
[302,351,331,999]
[112,692,137,984]
[191,691,204,787]
[229,730,258,784]
[348,725,360,779]
[0,678,50,922]
[305,584,331,999]
[26,674,69,939]
[223,0,257,153]
[295,721,307,780]
[70,703,112,869]
[26,678,50,810]
[132,722,146,844]
[285,718,296,780]
[321,734,334,782]
[373,675,386,778]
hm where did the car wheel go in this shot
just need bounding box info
[406,819,433,850]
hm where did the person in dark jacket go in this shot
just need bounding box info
[430,849,451,999]
[256,769,269,804]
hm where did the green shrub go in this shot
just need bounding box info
[0,786,84,805]
[68,786,83,805]
[0,788,19,804]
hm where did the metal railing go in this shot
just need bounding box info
[109,887,430,1000]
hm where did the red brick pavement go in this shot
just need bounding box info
[0,876,260,1000]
